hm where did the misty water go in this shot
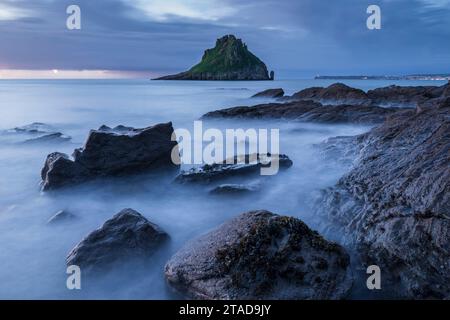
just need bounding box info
[0,79,445,299]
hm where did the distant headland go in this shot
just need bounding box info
[315,74,450,81]
[153,35,274,81]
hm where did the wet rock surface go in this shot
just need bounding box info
[291,83,369,105]
[175,153,293,184]
[66,208,169,272]
[315,100,450,298]
[252,88,285,98]
[47,210,76,224]
[165,210,353,300]
[209,182,261,195]
[41,122,178,190]
[203,100,396,124]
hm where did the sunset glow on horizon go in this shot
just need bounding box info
[0,69,153,79]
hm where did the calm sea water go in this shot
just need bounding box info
[0,79,445,299]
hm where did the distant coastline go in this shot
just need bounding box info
[315,74,450,81]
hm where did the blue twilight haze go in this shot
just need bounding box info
[0,0,449,78]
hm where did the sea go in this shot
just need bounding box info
[0,78,446,299]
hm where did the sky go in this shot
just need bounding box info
[0,0,449,79]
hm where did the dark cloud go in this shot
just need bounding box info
[0,0,449,77]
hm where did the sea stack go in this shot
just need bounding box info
[154,35,273,81]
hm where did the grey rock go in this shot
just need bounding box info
[66,208,169,272]
[175,153,293,184]
[315,99,450,298]
[47,210,76,224]
[203,100,396,124]
[41,122,179,190]
[209,182,261,195]
[23,132,71,145]
[165,210,353,300]
[252,88,284,98]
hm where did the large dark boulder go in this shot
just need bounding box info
[41,122,178,190]
[66,209,168,272]
[165,210,353,300]
[315,100,450,298]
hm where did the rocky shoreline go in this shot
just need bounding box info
[16,81,448,299]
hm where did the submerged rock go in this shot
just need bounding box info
[154,35,272,81]
[252,88,284,98]
[23,132,71,145]
[47,210,76,224]
[66,208,168,272]
[315,100,450,298]
[165,210,353,299]
[2,122,71,144]
[175,153,293,184]
[41,122,178,190]
[209,182,261,195]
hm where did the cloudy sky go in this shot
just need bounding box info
[0,0,449,78]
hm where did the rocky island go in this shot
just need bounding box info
[153,35,274,81]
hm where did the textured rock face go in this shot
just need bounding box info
[203,100,396,124]
[291,83,369,104]
[165,210,353,300]
[154,35,272,81]
[252,88,284,98]
[315,101,450,298]
[67,209,168,272]
[175,153,293,184]
[41,122,178,190]
[367,84,444,106]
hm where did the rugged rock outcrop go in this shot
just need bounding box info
[41,122,178,190]
[203,100,396,124]
[287,82,450,107]
[175,153,293,184]
[315,100,450,298]
[154,35,272,81]
[252,88,284,98]
[165,210,353,300]
[367,84,444,106]
[67,209,168,272]
[291,83,369,105]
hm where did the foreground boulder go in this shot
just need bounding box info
[252,88,284,98]
[154,35,273,81]
[41,122,178,190]
[165,210,353,299]
[175,153,293,184]
[67,209,168,272]
[202,100,396,124]
[315,100,450,298]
